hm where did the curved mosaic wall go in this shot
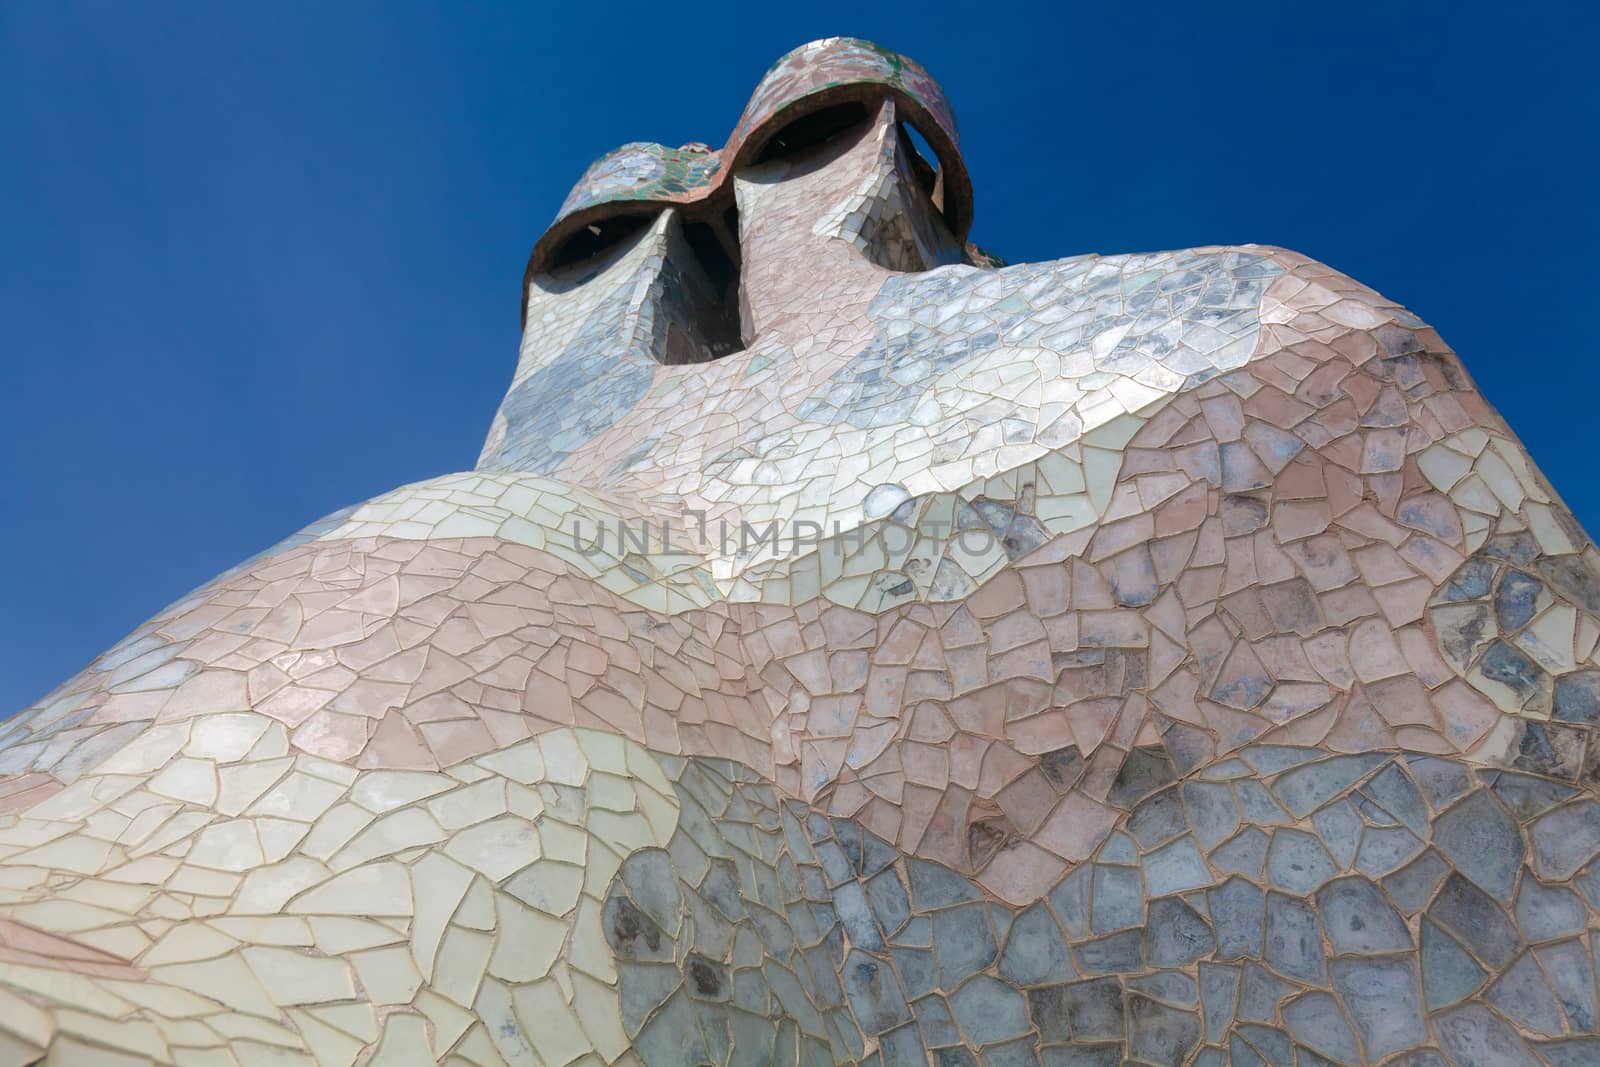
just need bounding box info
[1,35,1597,1067]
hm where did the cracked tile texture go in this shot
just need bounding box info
[2,34,1598,1067]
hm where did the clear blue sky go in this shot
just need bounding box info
[2,1,1596,713]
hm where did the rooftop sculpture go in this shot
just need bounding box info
[2,36,1598,1067]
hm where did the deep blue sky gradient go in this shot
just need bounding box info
[3,1,1597,712]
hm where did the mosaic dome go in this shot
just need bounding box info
[2,35,1598,1067]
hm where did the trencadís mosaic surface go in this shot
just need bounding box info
[2,36,1598,1067]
